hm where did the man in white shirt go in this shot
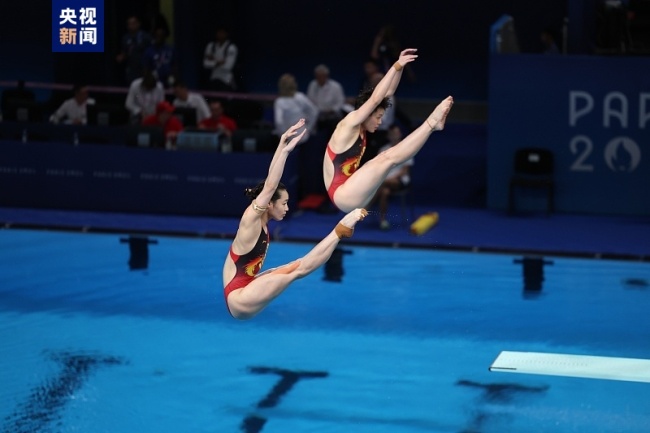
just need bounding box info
[50,84,95,125]
[172,82,210,125]
[306,64,346,131]
[203,27,238,92]
[124,71,165,122]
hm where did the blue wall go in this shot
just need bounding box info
[0,138,298,217]
[0,121,486,215]
[488,54,650,216]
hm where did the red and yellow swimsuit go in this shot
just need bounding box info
[326,133,366,205]
[224,227,270,314]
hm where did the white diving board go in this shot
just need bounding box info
[489,351,650,383]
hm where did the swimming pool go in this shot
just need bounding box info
[1,229,649,432]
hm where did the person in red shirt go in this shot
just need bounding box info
[198,100,237,139]
[142,100,184,147]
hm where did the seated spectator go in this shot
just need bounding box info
[49,84,95,125]
[142,101,184,147]
[198,100,238,138]
[370,125,414,230]
[172,82,210,125]
[306,64,346,132]
[1,80,35,114]
[274,73,318,144]
[125,70,165,123]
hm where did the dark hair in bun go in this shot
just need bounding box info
[244,181,287,202]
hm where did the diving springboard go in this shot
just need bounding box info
[489,351,650,383]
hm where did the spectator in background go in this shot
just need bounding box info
[360,58,382,93]
[345,58,382,117]
[367,35,419,155]
[361,71,395,165]
[49,84,95,125]
[125,70,165,123]
[371,24,416,83]
[274,73,318,144]
[172,81,210,125]
[199,100,238,137]
[144,8,170,41]
[371,25,402,73]
[142,101,184,147]
[628,0,650,51]
[541,27,560,54]
[350,58,389,116]
[143,28,177,87]
[1,80,35,113]
[370,124,414,230]
[275,74,318,201]
[307,64,346,133]
[203,27,238,92]
[116,15,152,86]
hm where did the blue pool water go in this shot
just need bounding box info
[1,229,649,432]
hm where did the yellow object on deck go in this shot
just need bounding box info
[410,212,439,235]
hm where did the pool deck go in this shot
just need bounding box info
[1,205,648,261]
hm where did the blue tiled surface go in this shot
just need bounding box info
[1,205,648,260]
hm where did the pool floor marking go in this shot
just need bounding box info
[241,366,328,433]
[490,351,650,383]
[2,351,125,433]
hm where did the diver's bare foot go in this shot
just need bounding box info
[426,96,454,131]
[335,208,368,239]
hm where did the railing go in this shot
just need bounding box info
[0,80,277,103]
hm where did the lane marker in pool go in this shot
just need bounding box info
[489,351,650,383]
